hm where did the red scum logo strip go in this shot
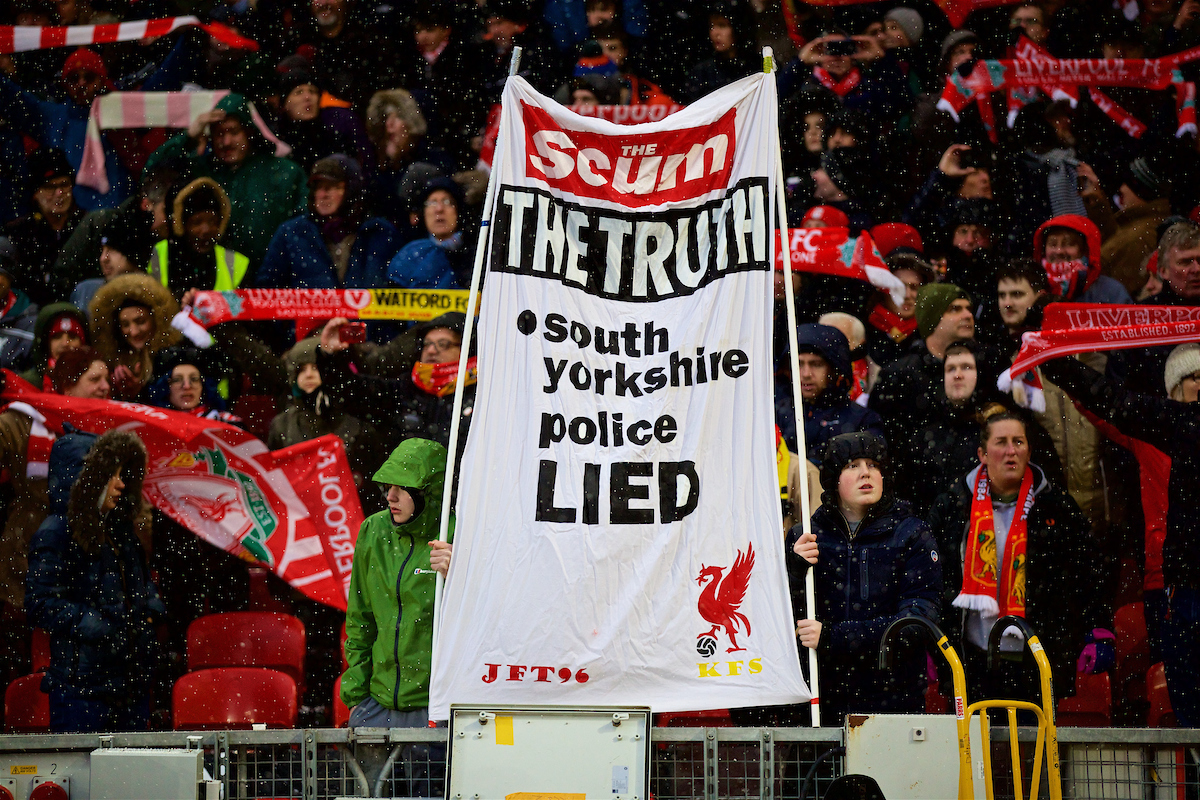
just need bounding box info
[522,102,736,206]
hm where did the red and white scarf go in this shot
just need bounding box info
[3,402,56,480]
[1043,258,1094,299]
[0,17,256,53]
[1174,72,1197,138]
[78,91,290,193]
[412,358,478,398]
[1000,303,1200,390]
[953,466,1034,617]
[1090,88,1147,138]
[813,66,861,97]
[939,46,1200,121]
[867,303,917,343]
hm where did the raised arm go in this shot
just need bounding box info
[1040,355,1200,454]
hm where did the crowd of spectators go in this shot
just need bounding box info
[0,0,1197,734]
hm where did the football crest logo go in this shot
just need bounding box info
[696,543,755,655]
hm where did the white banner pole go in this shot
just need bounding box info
[765,46,821,727]
[429,47,524,703]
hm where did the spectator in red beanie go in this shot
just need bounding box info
[801,205,850,229]
[871,222,923,258]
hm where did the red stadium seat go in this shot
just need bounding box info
[653,709,732,727]
[333,675,350,728]
[1114,602,1149,676]
[247,568,293,615]
[30,628,50,673]
[925,680,949,714]
[188,612,306,690]
[173,668,297,730]
[1113,602,1151,724]
[4,673,49,733]
[1056,672,1112,727]
[1147,663,1176,728]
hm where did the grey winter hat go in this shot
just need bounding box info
[1125,156,1169,202]
[884,7,924,44]
[1165,343,1200,397]
[940,29,978,64]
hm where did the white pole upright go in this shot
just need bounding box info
[764,46,821,727]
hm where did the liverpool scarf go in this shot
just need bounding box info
[413,357,478,398]
[999,304,1200,390]
[813,66,861,97]
[867,303,918,343]
[938,46,1200,121]
[953,466,1034,617]
[1043,258,1094,298]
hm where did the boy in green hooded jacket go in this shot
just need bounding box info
[340,437,453,727]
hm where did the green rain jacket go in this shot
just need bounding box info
[340,438,453,712]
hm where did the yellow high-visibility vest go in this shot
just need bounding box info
[147,240,249,291]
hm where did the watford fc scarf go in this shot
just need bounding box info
[813,67,861,97]
[953,466,1034,617]
[867,303,918,343]
[413,357,478,398]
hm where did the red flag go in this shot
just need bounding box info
[1,374,362,609]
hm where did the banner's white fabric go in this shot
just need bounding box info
[429,74,809,717]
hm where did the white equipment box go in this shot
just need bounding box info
[448,705,650,800]
[89,747,203,800]
[844,713,987,800]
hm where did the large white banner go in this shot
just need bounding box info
[429,74,809,717]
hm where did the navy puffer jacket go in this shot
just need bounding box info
[25,429,163,701]
[786,496,941,718]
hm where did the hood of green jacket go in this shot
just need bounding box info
[372,438,446,514]
[214,93,271,155]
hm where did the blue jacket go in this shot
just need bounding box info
[786,497,941,717]
[25,430,162,701]
[0,77,132,210]
[387,236,468,290]
[258,214,400,289]
[776,323,884,461]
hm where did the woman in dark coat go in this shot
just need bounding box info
[25,428,163,733]
[787,431,941,724]
[925,406,1111,704]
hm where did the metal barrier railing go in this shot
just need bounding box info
[0,726,1196,799]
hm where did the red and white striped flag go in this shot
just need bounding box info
[0,17,256,54]
[78,90,290,193]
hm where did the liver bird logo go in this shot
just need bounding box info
[696,543,755,654]
[188,493,240,522]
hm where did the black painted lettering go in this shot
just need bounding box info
[610,462,653,524]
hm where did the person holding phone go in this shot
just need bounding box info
[317,312,477,488]
[790,31,912,125]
